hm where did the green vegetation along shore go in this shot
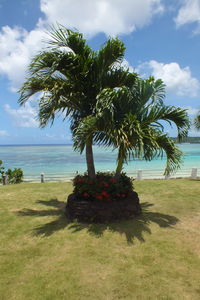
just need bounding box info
[172,136,200,143]
[0,180,200,299]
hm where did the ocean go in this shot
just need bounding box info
[0,144,200,182]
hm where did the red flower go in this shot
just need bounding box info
[77,178,84,183]
[110,178,117,183]
[101,191,109,197]
[88,180,93,184]
[83,192,89,197]
[122,194,126,197]
[104,183,109,188]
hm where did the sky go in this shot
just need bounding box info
[0,0,200,145]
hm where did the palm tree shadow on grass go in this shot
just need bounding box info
[17,199,70,236]
[68,202,179,244]
[17,199,179,243]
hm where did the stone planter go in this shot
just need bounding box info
[65,191,141,223]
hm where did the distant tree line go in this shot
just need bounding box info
[171,137,200,143]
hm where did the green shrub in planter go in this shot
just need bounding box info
[72,172,134,202]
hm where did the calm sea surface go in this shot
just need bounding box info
[0,144,200,181]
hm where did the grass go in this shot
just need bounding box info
[0,179,200,300]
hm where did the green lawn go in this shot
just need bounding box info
[0,179,200,300]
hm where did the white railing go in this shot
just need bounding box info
[22,168,198,183]
[23,172,76,183]
[1,168,198,185]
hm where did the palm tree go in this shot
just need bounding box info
[194,111,200,130]
[74,77,190,178]
[18,25,137,178]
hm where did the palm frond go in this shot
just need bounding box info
[47,24,92,58]
[28,50,79,78]
[133,78,154,107]
[155,133,182,175]
[148,77,165,105]
[141,105,190,140]
[96,38,125,71]
[101,68,137,89]
[194,112,200,130]
[73,116,97,153]
[158,106,190,140]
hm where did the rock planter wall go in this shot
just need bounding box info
[65,191,141,223]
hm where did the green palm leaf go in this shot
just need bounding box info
[194,112,200,130]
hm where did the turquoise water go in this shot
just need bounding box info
[0,144,200,181]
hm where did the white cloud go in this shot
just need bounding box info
[114,58,134,72]
[0,130,8,136]
[45,133,54,138]
[184,106,199,115]
[138,60,200,97]
[0,0,165,91]
[41,0,164,37]
[0,25,47,91]
[121,59,134,72]
[44,133,72,143]
[45,133,70,140]
[4,103,39,128]
[175,0,200,34]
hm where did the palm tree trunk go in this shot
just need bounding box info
[115,148,124,179]
[86,139,96,179]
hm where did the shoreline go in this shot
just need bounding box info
[1,177,199,186]
[1,144,199,182]
[22,172,199,183]
[1,142,200,149]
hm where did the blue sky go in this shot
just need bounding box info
[0,0,200,145]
